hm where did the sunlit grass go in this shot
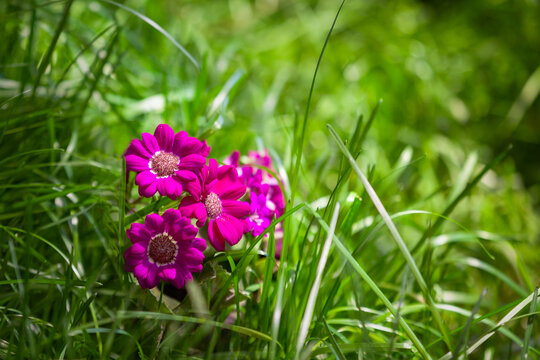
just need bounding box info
[1,0,539,358]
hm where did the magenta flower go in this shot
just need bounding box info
[224,150,285,237]
[179,159,250,251]
[125,124,211,200]
[124,209,206,289]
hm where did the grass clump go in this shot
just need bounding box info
[1,0,539,358]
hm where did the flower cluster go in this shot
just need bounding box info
[225,150,285,257]
[122,124,284,289]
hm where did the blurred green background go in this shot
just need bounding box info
[3,0,539,190]
[11,0,534,235]
[1,0,540,357]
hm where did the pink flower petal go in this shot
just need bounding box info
[134,262,150,282]
[178,137,203,157]
[193,203,207,227]
[178,195,197,208]
[175,170,196,183]
[216,214,243,246]
[135,170,156,188]
[162,208,182,224]
[156,178,168,197]
[138,180,157,198]
[208,159,218,182]
[144,265,159,289]
[126,242,147,257]
[126,155,150,172]
[154,124,174,152]
[141,133,160,153]
[124,252,145,267]
[171,177,186,194]
[177,154,206,171]
[217,164,238,181]
[191,237,207,252]
[171,268,188,289]
[187,263,203,273]
[175,224,198,240]
[213,179,246,201]
[178,196,198,215]
[125,139,152,159]
[172,131,188,155]
[167,215,196,240]
[183,178,202,199]
[183,258,203,272]
[124,243,146,270]
[179,197,207,226]
[181,247,204,265]
[224,150,240,167]
[208,219,226,251]
[159,267,176,281]
[124,256,141,272]
[156,178,182,200]
[126,223,152,244]
[201,141,211,157]
[145,213,165,234]
[222,200,250,218]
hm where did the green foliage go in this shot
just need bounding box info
[1,0,539,358]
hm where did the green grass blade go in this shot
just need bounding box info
[296,202,340,356]
[208,69,246,117]
[211,204,304,310]
[439,290,540,360]
[0,148,64,166]
[1,225,81,279]
[322,316,347,360]
[506,65,540,133]
[31,0,74,97]
[328,123,453,352]
[53,23,117,94]
[118,158,126,246]
[520,287,538,360]
[410,144,512,256]
[124,197,173,225]
[72,311,279,347]
[260,222,276,333]
[305,205,431,360]
[445,257,527,297]
[290,0,345,204]
[99,0,199,70]
[355,98,382,155]
[452,288,486,360]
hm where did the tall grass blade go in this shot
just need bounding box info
[452,288,486,360]
[305,205,432,360]
[520,287,538,359]
[32,0,74,97]
[53,23,117,94]
[447,257,527,297]
[328,123,453,352]
[99,0,199,70]
[439,290,540,360]
[322,316,347,360]
[506,66,540,133]
[269,255,287,360]
[355,98,382,155]
[290,0,345,204]
[72,311,280,347]
[296,202,340,356]
[211,204,304,310]
[410,144,512,256]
